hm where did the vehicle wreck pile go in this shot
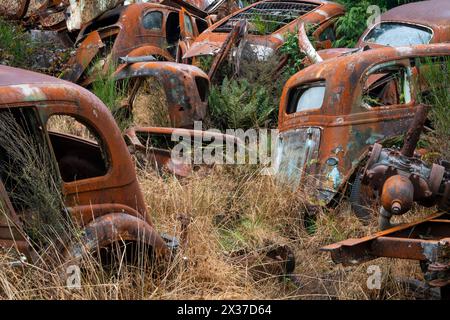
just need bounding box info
[0,0,449,299]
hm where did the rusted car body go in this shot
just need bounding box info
[0,65,168,263]
[183,0,345,61]
[274,44,450,205]
[61,2,211,128]
[62,2,210,83]
[317,0,450,61]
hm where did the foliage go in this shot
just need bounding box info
[91,64,131,131]
[0,111,66,247]
[0,18,34,68]
[279,30,307,76]
[208,77,274,130]
[417,56,450,158]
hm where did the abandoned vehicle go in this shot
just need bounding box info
[183,0,345,62]
[62,2,211,84]
[0,65,171,264]
[317,0,450,61]
[58,2,213,129]
[274,43,450,209]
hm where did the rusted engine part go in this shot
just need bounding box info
[124,126,243,176]
[228,244,296,281]
[115,61,209,128]
[363,145,449,230]
[321,212,450,298]
[359,106,450,230]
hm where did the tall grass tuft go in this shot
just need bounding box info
[0,110,66,247]
[418,56,450,158]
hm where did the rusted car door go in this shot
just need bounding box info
[62,31,104,83]
[178,8,197,62]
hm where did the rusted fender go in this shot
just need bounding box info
[126,46,175,62]
[61,31,104,83]
[64,212,169,261]
[125,126,193,177]
[114,62,209,128]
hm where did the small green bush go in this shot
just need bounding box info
[0,18,34,67]
[208,77,275,130]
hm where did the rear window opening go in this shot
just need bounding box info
[363,22,433,47]
[286,81,326,114]
[214,1,319,35]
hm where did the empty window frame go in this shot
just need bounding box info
[362,64,412,109]
[46,115,109,183]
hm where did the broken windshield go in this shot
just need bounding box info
[213,1,319,35]
[363,22,433,47]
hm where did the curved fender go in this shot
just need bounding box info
[125,46,175,62]
[66,212,168,262]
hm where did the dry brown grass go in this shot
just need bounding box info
[0,162,431,300]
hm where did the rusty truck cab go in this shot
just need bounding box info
[275,44,450,204]
[0,65,167,262]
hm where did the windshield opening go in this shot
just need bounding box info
[363,22,432,47]
[213,1,319,35]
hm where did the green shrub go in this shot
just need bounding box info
[0,18,34,67]
[208,77,275,130]
[91,64,131,131]
[417,57,450,158]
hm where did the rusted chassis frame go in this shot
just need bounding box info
[322,212,450,291]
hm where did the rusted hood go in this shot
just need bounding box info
[184,32,282,59]
[315,48,358,60]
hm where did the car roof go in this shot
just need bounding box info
[381,0,450,29]
[0,65,69,87]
